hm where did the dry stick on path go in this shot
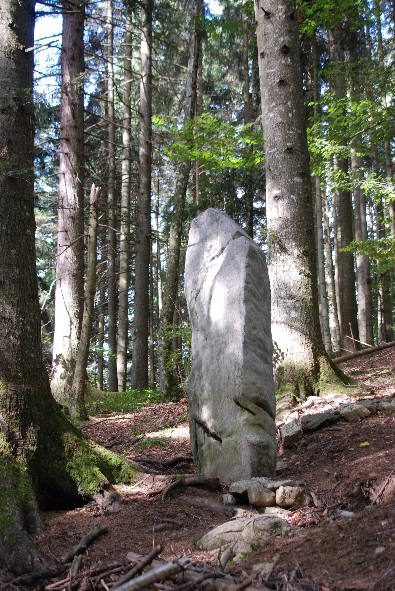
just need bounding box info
[112,557,190,591]
[372,469,395,504]
[112,545,163,589]
[61,523,108,564]
[333,340,395,364]
[162,475,221,499]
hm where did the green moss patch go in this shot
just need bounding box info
[86,387,167,416]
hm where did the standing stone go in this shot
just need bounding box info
[185,208,276,483]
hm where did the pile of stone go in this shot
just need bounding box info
[279,395,395,448]
[224,477,311,509]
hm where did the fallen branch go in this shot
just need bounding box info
[333,340,395,364]
[113,557,190,591]
[372,469,395,504]
[112,545,163,589]
[163,475,221,499]
[9,566,66,589]
[134,455,192,468]
[61,523,108,564]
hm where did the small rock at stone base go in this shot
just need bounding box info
[358,399,378,414]
[276,485,307,508]
[301,412,340,432]
[281,418,303,448]
[222,493,237,505]
[377,399,395,415]
[258,506,291,518]
[248,483,276,507]
[339,403,371,422]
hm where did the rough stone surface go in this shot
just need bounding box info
[185,209,276,483]
[276,485,308,508]
[358,399,378,414]
[281,418,303,447]
[248,483,276,507]
[377,399,395,415]
[301,411,340,432]
[339,403,371,422]
[198,515,289,560]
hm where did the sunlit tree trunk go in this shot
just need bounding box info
[158,0,203,398]
[131,0,153,388]
[106,0,118,391]
[70,185,100,418]
[52,0,85,404]
[328,26,359,352]
[243,0,254,237]
[312,35,331,353]
[117,8,133,391]
[323,192,341,349]
[351,150,374,346]
[255,0,344,398]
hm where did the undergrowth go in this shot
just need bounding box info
[86,387,167,416]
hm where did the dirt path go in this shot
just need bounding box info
[12,349,395,589]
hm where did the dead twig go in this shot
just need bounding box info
[112,545,163,589]
[61,523,108,564]
[162,475,221,499]
[372,469,395,504]
[112,556,190,591]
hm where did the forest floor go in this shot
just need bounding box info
[10,348,395,590]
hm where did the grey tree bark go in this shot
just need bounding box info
[117,8,133,391]
[0,2,136,573]
[51,0,85,404]
[106,0,118,391]
[158,0,203,398]
[70,185,101,418]
[328,26,359,352]
[254,0,345,397]
[131,0,153,388]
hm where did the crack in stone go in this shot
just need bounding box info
[195,418,223,444]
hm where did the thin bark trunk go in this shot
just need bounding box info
[117,10,133,391]
[351,150,374,345]
[52,0,85,404]
[70,185,101,418]
[131,0,153,388]
[158,0,203,398]
[243,0,254,237]
[312,35,331,353]
[106,0,118,391]
[323,191,341,349]
[97,278,105,390]
[328,27,359,352]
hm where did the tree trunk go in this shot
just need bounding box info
[106,0,118,392]
[312,35,331,353]
[328,26,359,352]
[158,0,203,398]
[323,190,341,349]
[254,0,346,398]
[131,0,153,389]
[117,8,133,391]
[0,1,137,574]
[243,0,254,237]
[70,185,101,419]
[52,0,85,404]
[351,150,374,345]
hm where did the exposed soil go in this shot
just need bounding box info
[5,348,395,590]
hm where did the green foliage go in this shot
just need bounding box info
[153,112,264,170]
[343,237,395,271]
[86,387,167,416]
[299,0,362,35]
